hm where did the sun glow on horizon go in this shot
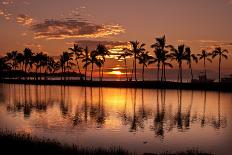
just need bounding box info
[109,70,124,75]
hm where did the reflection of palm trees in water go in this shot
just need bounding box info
[121,88,129,125]
[129,89,149,132]
[60,85,70,117]
[96,87,106,127]
[130,89,139,131]
[175,89,183,130]
[23,84,32,117]
[88,87,106,128]
[201,91,207,127]
[212,91,226,129]
[72,87,85,126]
[138,89,150,121]
[152,89,166,138]
[184,90,194,129]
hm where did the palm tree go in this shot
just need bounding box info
[138,51,153,81]
[0,57,10,75]
[46,56,56,74]
[82,46,89,81]
[95,44,109,81]
[197,50,212,80]
[212,47,228,83]
[23,48,33,78]
[185,47,198,82]
[69,44,83,80]
[118,48,132,81]
[129,41,146,81]
[16,52,24,71]
[169,44,187,83]
[5,51,19,71]
[160,50,172,81]
[150,35,169,81]
[83,50,103,81]
[60,51,74,80]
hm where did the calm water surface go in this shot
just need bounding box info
[0,84,231,154]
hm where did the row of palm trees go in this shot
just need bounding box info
[0,35,229,82]
[119,36,228,83]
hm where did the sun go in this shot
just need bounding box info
[109,71,123,75]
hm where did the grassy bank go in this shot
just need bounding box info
[1,79,232,91]
[0,130,213,155]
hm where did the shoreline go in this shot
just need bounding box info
[0,130,213,155]
[1,79,232,92]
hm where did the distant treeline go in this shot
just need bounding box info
[0,35,229,83]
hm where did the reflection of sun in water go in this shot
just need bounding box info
[109,71,123,75]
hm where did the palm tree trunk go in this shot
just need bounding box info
[219,55,221,83]
[204,58,207,79]
[101,65,104,81]
[99,67,101,81]
[157,63,160,81]
[134,55,137,81]
[130,60,134,81]
[125,59,128,81]
[91,63,93,81]
[85,63,87,81]
[180,62,182,83]
[76,60,82,80]
[161,63,164,82]
[142,64,145,81]
[164,64,166,81]
[189,63,193,82]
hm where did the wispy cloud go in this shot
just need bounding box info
[0,9,11,20]
[32,19,125,40]
[67,40,130,59]
[17,14,35,26]
[24,43,42,50]
[1,0,13,5]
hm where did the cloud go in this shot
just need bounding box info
[31,19,125,40]
[1,0,13,5]
[24,43,42,50]
[67,40,130,59]
[67,40,128,49]
[0,9,11,20]
[17,14,35,26]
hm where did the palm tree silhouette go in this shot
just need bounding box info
[16,52,24,71]
[185,47,198,82]
[160,50,172,81]
[151,35,169,81]
[129,41,146,81]
[23,48,33,74]
[212,47,228,83]
[138,51,153,81]
[118,48,132,81]
[197,50,212,80]
[6,51,18,71]
[169,44,187,83]
[95,44,109,81]
[0,57,10,76]
[69,44,83,80]
[83,50,103,81]
[60,51,74,80]
[82,46,89,81]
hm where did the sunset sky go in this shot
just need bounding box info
[0,0,232,77]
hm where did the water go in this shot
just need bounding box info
[0,84,231,155]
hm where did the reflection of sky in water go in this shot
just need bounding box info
[0,84,231,155]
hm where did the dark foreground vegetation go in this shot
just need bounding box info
[0,130,213,155]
